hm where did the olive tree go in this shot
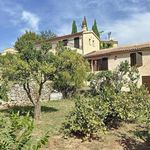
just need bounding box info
[0,42,56,121]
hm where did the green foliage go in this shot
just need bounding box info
[89,61,139,95]
[116,86,150,121]
[92,19,100,37]
[14,31,41,52]
[71,20,77,34]
[62,96,108,139]
[40,30,57,40]
[63,61,150,139]
[1,32,56,120]
[0,80,8,101]
[54,48,89,98]
[100,42,113,49]
[1,43,56,86]
[0,113,49,150]
[89,61,142,123]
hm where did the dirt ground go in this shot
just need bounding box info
[42,123,150,150]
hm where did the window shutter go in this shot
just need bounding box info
[130,53,136,66]
[130,52,142,67]
[97,59,102,71]
[102,58,108,70]
[74,37,79,48]
[136,52,142,67]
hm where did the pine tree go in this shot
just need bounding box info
[92,19,100,38]
[71,20,77,34]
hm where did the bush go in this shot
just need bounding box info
[0,113,49,150]
[63,61,150,139]
[63,96,108,139]
[0,81,9,101]
[116,86,150,122]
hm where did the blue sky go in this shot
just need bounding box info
[0,0,150,51]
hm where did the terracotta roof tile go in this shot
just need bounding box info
[85,42,150,58]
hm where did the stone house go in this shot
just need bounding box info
[2,18,150,92]
[36,19,118,55]
[85,42,150,92]
[1,48,17,55]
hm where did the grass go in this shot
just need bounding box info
[35,100,74,137]
[0,99,74,137]
[1,100,150,150]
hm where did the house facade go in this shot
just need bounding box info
[36,22,118,55]
[36,31,118,55]
[1,48,17,55]
[85,43,150,92]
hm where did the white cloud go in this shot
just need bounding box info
[0,1,40,32]
[106,12,150,45]
[57,24,72,35]
[21,11,40,32]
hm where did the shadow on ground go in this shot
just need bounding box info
[117,132,150,150]
[0,105,58,117]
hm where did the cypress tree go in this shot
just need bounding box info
[71,20,77,34]
[92,19,100,37]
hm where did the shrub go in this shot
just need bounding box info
[0,81,9,101]
[0,113,49,150]
[116,86,150,122]
[88,61,144,126]
[62,96,108,139]
[63,61,150,139]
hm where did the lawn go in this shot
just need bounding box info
[0,100,150,150]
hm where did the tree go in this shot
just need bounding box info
[53,48,89,98]
[15,31,41,52]
[100,42,113,49]
[63,61,150,139]
[92,19,100,37]
[40,30,57,40]
[71,20,77,34]
[1,39,56,121]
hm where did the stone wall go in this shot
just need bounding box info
[7,81,53,102]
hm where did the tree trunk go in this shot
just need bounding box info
[34,100,41,121]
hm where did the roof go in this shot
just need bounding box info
[36,32,83,45]
[101,40,118,44]
[85,42,150,58]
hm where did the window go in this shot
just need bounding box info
[93,57,108,71]
[130,52,142,67]
[89,39,91,45]
[97,59,102,71]
[137,52,142,66]
[93,40,95,47]
[74,37,80,48]
[62,39,68,46]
